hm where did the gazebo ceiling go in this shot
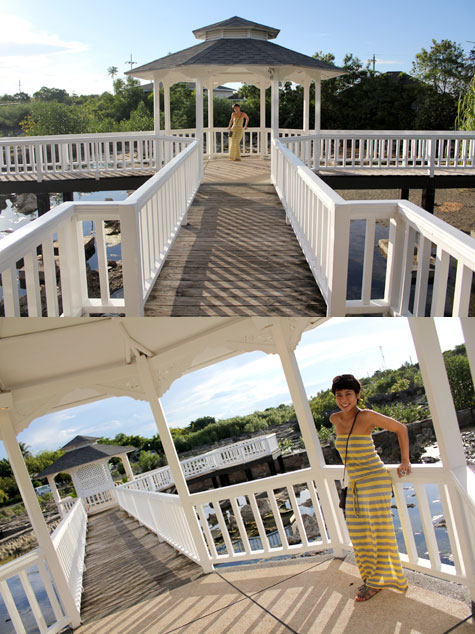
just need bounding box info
[0,317,325,436]
[126,16,343,85]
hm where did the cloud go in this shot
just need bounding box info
[0,12,106,96]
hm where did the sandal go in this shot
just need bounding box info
[355,584,381,602]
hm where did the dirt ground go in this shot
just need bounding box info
[336,188,475,235]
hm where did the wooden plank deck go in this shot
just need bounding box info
[144,158,327,316]
[79,508,203,624]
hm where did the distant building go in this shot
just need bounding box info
[140,82,236,99]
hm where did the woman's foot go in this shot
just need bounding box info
[355,584,381,602]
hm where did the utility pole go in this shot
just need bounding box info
[379,346,387,370]
[371,54,376,72]
[125,54,137,71]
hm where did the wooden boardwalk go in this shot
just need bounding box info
[79,508,203,624]
[144,158,327,316]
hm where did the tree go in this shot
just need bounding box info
[20,102,88,135]
[411,39,471,96]
[456,72,475,130]
[107,66,119,87]
[33,87,70,103]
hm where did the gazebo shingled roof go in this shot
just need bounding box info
[126,16,343,81]
[37,443,137,478]
[61,435,100,452]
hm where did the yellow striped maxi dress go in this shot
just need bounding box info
[335,434,408,592]
[229,115,244,160]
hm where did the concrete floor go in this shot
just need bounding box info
[73,554,473,634]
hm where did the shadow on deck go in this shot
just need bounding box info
[78,508,203,624]
[144,158,327,317]
[74,508,473,633]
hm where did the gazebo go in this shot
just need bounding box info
[0,317,474,631]
[126,16,344,150]
[36,435,136,516]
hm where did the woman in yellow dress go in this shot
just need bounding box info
[227,103,249,161]
[330,374,411,602]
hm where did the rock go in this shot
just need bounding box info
[11,193,38,215]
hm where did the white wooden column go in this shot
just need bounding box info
[153,77,161,133]
[314,78,321,132]
[121,452,134,481]
[260,84,267,155]
[0,410,81,628]
[271,78,279,139]
[164,81,171,134]
[206,81,214,158]
[271,321,347,555]
[303,79,310,133]
[409,319,466,470]
[135,355,213,573]
[47,474,64,518]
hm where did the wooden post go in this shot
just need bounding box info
[36,192,50,217]
[135,355,213,573]
[121,452,134,481]
[314,78,321,132]
[421,188,435,213]
[206,81,214,158]
[260,84,267,156]
[400,188,409,200]
[303,79,310,133]
[271,321,347,555]
[153,77,161,133]
[164,81,171,134]
[62,191,74,203]
[0,410,81,628]
[271,78,279,139]
[47,475,64,518]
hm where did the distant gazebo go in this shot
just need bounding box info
[37,435,136,516]
[127,16,343,150]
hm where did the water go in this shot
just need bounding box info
[0,564,61,634]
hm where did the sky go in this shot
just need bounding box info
[0,317,465,461]
[1,0,474,97]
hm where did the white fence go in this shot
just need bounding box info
[272,138,475,316]
[0,499,87,634]
[115,487,200,563]
[50,499,87,611]
[0,137,201,316]
[282,131,475,175]
[116,462,475,597]
[125,434,280,493]
[0,131,192,180]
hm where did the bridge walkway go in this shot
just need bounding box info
[75,508,473,632]
[144,157,327,316]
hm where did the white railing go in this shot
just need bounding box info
[282,131,475,176]
[116,461,475,597]
[51,499,87,611]
[272,138,475,316]
[57,496,76,517]
[0,131,194,180]
[0,500,87,634]
[0,137,200,316]
[115,487,200,562]
[124,434,280,493]
[82,488,117,514]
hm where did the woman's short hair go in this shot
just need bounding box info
[331,374,361,394]
[232,103,241,109]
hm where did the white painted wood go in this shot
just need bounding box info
[452,264,472,316]
[135,354,213,572]
[413,234,432,316]
[431,246,450,317]
[361,218,376,304]
[0,413,81,628]
[409,319,467,471]
[271,78,279,137]
[271,321,345,556]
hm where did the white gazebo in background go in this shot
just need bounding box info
[127,16,343,151]
[0,317,474,632]
[36,435,136,517]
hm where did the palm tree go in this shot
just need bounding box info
[107,66,119,88]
